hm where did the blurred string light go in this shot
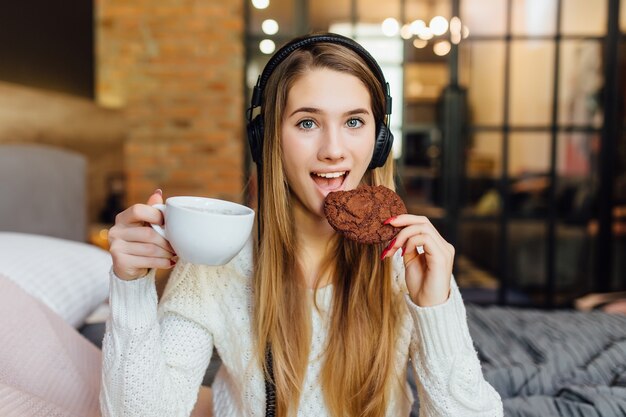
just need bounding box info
[381,15,469,56]
[429,16,448,36]
[409,19,426,35]
[259,39,275,54]
[450,16,462,34]
[433,40,451,56]
[400,24,413,40]
[251,0,269,9]
[417,27,433,40]
[381,17,400,37]
[450,16,462,44]
[413,39,428,49]
[262,19,279,35]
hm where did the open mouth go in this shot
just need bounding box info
[311,170,349,193]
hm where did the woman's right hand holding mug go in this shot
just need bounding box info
[108,189,177,280]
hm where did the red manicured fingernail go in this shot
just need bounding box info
[385,238,397,252]
[380,249,389,260]
[155,188,163,196]
[401,247,406,257]
[170,259,176,266]
[383,216,396,225]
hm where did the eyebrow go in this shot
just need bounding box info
[287,107,371,118]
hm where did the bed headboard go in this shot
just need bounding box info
[0,144,87,242]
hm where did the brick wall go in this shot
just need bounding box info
[96,0,245,205]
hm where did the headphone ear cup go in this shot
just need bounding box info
[247,114,264,164]
[368,125,394,169]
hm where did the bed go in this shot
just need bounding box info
[1,144,625,417]
[0,144,110,417]
[457,305,626,416]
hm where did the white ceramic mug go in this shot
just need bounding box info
[151,196,255,265]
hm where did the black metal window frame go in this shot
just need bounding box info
[443,0,625,307]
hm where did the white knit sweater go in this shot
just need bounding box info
[100,242,503,417]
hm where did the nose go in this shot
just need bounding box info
[317,125,345,162]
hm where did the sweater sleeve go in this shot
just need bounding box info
[405,278,503,417]
[99,263,215,417]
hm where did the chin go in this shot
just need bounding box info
[307,195,328,219]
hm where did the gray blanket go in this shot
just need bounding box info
[440,306,626,417]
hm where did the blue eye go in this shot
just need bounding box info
[346,118,363,128]
[298,119,316,130]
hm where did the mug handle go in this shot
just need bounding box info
[150,203,167,239]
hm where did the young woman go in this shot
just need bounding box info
[102,33,503,417]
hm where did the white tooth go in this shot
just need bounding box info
[314,171,346,178]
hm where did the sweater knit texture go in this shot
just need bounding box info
[100,241,503,417]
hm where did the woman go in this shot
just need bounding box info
[102,33,503,417]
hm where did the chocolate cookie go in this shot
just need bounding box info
[324,185,407,244]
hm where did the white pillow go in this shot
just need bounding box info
[0,232,111,328]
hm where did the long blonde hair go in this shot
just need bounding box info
[253,40,403,417]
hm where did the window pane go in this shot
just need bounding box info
[510,41,555,126]
[508,133,552,176]
[457,221,502,304]
[403,0,452,59]
[404,62,448,124]
[511,0,557,35]
[508,220,547,305]
[561,0,608,36]
[401,128,444,215]
[464,132,502,215]
[555,133,598,298]
[460,41,505,125]
[405,0,452,26]
[461,0,507,36]
[556,134,597,224]
[357,0,400,23]
[557,222,593,299]
[310,0,351,32]
[404,100,437,125]
[248,0,296,36]
[559,40,604,127]
[557,133,599,178]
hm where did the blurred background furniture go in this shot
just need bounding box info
[0,144,87,242]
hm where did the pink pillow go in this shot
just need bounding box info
[0,274,101,417]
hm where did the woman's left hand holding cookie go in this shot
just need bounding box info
[381,215,454,307]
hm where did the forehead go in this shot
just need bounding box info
[285,68,371,113]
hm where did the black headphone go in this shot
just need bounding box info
[246,33,393,170]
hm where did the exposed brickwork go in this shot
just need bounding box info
[96,0,245,205]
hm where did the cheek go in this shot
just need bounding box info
[280,129,303,183]
[347,130,377,183]
[355,129,377,166]
[282,158,299,188]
